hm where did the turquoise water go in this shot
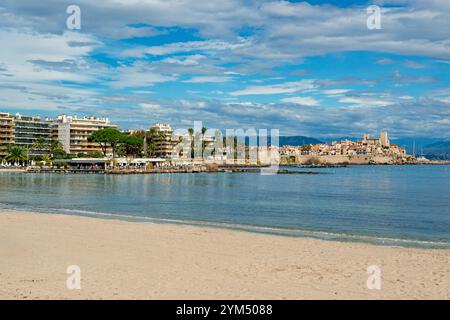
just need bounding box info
[1,165,449,248]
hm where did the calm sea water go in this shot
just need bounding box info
[1,165,449,248]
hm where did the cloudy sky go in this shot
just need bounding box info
[0,0,449,138]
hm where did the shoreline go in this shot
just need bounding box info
[1,206,448,249]
[0,168,27,173]
[1,210,449,299]
[1,163,449,176]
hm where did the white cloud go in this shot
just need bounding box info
[0,29,99,83]
[2,0,450,61]
[339,96,396,107]
[322,89,351,95]
[281,96,320,106]
[230,80,317,96]
[109,62,176,88]
[140,103,166,113]
[404,60,427,69]
[133,90,155,95]
[0,0,449,138]
[122,39,252,57]
[104,97,450,138]
[183,76,233,83]
[376,58,395,65]
[436,97,450,104]
[0,28,102,110]
[160,54,205,66]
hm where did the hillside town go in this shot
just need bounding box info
[279,132,415,165]
[1,111,418,172]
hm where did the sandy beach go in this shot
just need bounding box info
[0,210,448,300]
[0,169,27,173]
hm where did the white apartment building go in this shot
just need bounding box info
[50,115,117,155]
[150,123,176,158]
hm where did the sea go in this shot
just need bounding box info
[1,165,449,248]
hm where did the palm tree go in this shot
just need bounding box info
[41,154,52,166]
[5,146,27,165]
[145,128,166,157]
[49,139,68,160]
[188,128,195,159]
[201,127,209,155]
[31,137,49,151]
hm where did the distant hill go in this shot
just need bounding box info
[390,138,443,154]
[244,136,322,146]
[322,136,358,143]
[279,136,323,146]
[422,140,450,160]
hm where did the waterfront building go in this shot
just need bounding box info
[0,112,52,157]
[279,131,408,161]
[13,113,52,156]
[150,123,176,158]
[50,115,117,155]
[0,112,15,157]
[380,131,390,147]
[362,133,381,145]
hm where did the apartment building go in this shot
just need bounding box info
[51,115,117,155]
[0,112,15,157]
[150,123,176,158]
[0,112,52,157]
[14,114,52,156]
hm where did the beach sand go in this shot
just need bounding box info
[0,169,27,173]
[0,210,448,300]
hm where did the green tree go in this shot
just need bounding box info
[129,130,150,156]
[222,135,241,160]
[201,127,209,155]
[187,127,211,159]
[49,139,63,151]
[31,137,49,151]
[76,151,104,158]
[146,128,158,157]
[49,139,69,160]
[88,128,124,157]
[5,145,27,164]
[118,135,144,157]
[42,154,52,166]
[188,128,195,158]
[52,148,69,160]
[140,128,166,157]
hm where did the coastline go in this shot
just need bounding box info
[0,168,27,173]
[1,210,449,299]
[3,162,449,176]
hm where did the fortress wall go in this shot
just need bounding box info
[294,155,396,165]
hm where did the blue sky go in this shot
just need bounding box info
[0,0,449,138]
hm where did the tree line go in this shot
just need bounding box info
[1,127,245,164]
[1,128,169,164]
